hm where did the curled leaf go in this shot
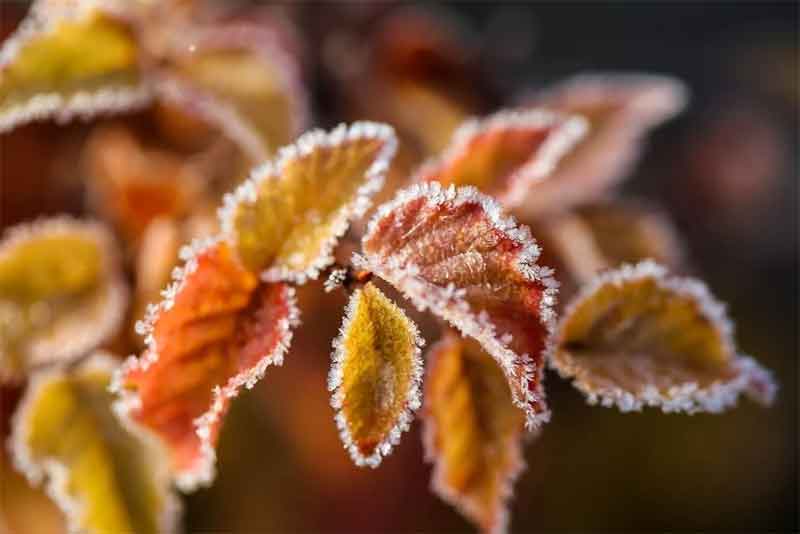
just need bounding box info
[423,332,526,534]
[518,73,688,215]
[329,282,424,467]
[9,353,180,534]
[358,182,557,428]
[0,217,127,381]
[112,239,299,490]
[155,21,309,161]
[541,199,686,286]
[414,108,587,207]
[0,6,148,133]
[551,261,777,413]
[219,122,397,284]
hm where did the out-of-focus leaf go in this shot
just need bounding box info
[155,21,309,161]
[328,282,424,467]
[541,199,687,286]
[358,182,557,428]
[84,126,205,244]
[0,218,127,381]
[518,73,688,216]
[9,354,179,534]
[112,239,299,490]
[423,332,526,534]
[0,7,148,133]
[551,261,777,413]
[415,109,587,207]
[219,122,397,284]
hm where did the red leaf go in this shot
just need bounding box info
[359,182,557,428]
[112,239,299,490]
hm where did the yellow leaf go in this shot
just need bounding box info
[9,354,180,534]
[0,218,127,381]
[518,73,688,216]
[359,182,556,428]
[414,108,587,207]
[220,122,397,283]
[156,22,309,161]
[0,8,147,132]
[329,282,424,467]
[423,332,526,534]
[552,261,777,412]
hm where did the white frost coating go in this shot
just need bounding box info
[0,85,152,134]
[359,182,558,429]
[324,268,348,293]
[218,121,398,285]
[111,234,301,491]
[328,286,425,468]
[550,260,777,414]
[0,216,128,372]
[413,108,588,208]
[9,353,181,534]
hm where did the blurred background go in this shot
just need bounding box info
[1,1,797,532]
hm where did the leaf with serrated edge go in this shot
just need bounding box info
[358,182,557,428]
[518,73,688,216]
[0,217,127,382]
[9,353,180,534]
[551,260,777,413]
[0,4,149,133]
[219,122,397,284]
[155,21,309,161]
[112,239,299,490]
[329,282,424,467]
[414,108,587,208]
[423,332,526,534]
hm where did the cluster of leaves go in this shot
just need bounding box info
[0,2,777,534]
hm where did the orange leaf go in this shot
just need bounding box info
[112,239,299,490]
[359,182,557,428]
[414,108,587,207]
[423,332,526,534]
[551,261,776,413]
[518,73,688,216]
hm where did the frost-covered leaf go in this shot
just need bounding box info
[9,354,179,534]
[155,21,309,161]
[0,6,148,133]
[414,109,587,207]
[423,332,526,534]
[219,122,397,284]
[518,73,688,215]
[358,182,557,428]
[84,126,205,243]
[0,218,127,381]
[329,282,424,467]
[551,261,777,413]
[112,239,299,490]
[542,199,686,285]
